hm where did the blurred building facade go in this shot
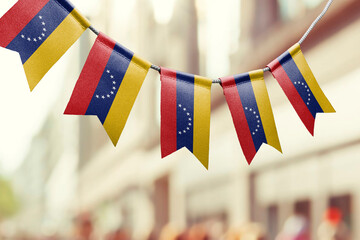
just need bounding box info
[241,0,360,239]
[1,0,360,239]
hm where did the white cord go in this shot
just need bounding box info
[299,0,334,45]
[89,0,334,82]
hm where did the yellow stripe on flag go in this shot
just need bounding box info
[103,55,151,146]
[24,9,90,91]
[193,76,212,169]
[289,43,335,113]
[250,70,282,153]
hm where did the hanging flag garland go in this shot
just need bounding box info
[64,33,151,146]
[0,0,336,168]
[267,43,335,135]
[0,0,90,91]
[220,70,282,165]
[161,68,212,169]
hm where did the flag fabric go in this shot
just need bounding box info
[65,32,151,146]
[221,70,282,164]
[268,43,335,135]
[161,68,212,169]
[0,0,90,91]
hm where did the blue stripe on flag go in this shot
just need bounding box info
[86,45,133,123]
[235,73,267,151]
[54,0,75,13]
[113,42,134,61]
[279,51,323,118]
[6,0,73,64]
[176,72,194,152]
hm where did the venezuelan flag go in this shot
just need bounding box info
[161,68,212,169]
[221,70,282,164]
[268,43,335,135]
[65,33,151,146]
[0,0,90,91]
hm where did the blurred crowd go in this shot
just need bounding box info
[155,222,265,240]
[0,208,351,240]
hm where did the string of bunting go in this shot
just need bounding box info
[0,0,335,169]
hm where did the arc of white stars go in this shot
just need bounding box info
[20,16,46,43]
[294,81,311,105]
[244,107,261,136]
[98,70,118,100]
[178,104,192,135]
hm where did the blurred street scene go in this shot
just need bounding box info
[0,0,359,239]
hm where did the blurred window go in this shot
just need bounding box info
[252,0,279,37]
[294,200,311,235]
[302,0,325,9]
[329,194,352,229]
[267,205,278,240]
[196,0,241,77]
[187,212,227,229]
[277,0,324,20]
[294,200,311,220]
[153,175,170,238]
[150,0,176,24]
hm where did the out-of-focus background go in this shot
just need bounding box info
[0,0,359,239]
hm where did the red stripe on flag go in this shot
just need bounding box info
[161,67,178,158]
[64,33,115,115]
[268,59,315,135]
[221,76,257,164]
[0,0,49,47]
